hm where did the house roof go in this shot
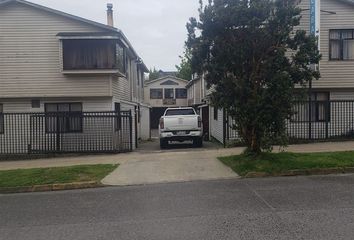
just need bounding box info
[0,0,117,31]
[144,75,189,86]
[0,0,149,72]
[186,77,201,88]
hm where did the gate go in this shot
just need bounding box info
[0,111,132,159]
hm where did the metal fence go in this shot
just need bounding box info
[0,111,132,159]
[225,100,354,145]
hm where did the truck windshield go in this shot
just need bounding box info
[165,109,195,116]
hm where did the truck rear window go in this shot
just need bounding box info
[165,109,195,116]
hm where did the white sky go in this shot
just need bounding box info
[29,0,201,71]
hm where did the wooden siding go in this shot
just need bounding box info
[112,76,130,102]
[0,97,113,113]
[210,106,224,144]
[0,3,111,98]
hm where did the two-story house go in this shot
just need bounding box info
[144,76,188,129]
[0,0,150,155]
[190,0,354,145]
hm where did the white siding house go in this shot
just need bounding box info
[0,0,150,155]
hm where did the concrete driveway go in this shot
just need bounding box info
[102,140,239,185]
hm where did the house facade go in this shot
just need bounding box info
[144,76,188,129]
[189,0,354,145]
[0,0,150,155]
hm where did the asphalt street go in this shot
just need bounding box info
[1,174,354,240]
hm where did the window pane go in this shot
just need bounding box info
[150,89,162,99]
[329,30,340,39]
[70,103,82,112]
[58,104,70,112]
[164,89,174,99]
[116,43,126,73]
[342,30,353,39]
[343,39,354,60]
[165,109,195,116]
[176,88,187,99]
[63,40,115,70]
[316,92,329,101]
[46,103,57,112]
[330,40,340,59]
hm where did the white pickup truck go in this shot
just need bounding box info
[159,107,203,149]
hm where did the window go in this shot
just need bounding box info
[214,107,218,120]
[45,103,83,133]
[164,88,174,99]
[62,39,116,70]
[0,104,3,134]
[116,43,126,73]
[115,102,121,131]
[31,99,40,108]
[165,108,195,116]
[292,92,330,122]
[329,29,354,60]
[175,88,187,99]
[150,89,163,99]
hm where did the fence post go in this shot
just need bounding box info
[130,110,133,151]
[56,113,60,152]
[325,100,329,139]
[308,88,312,141]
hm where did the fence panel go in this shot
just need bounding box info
[225,100,354,145]
[0,111,132,159]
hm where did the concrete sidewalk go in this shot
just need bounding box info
[1,141,354,171]
[1,141,354,185]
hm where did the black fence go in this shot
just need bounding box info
[0,111,132,160]
[225,100,354,145]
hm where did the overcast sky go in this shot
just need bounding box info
[30,0,200,71]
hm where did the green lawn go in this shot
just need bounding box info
[0,164,118,188]
[219,151,354,176]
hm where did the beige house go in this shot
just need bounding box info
[144,76,188,129]
[0,0,150,154]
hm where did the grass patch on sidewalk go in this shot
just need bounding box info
[0,164,118,188]
[219,151,354,176]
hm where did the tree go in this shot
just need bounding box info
[176,49,193,80]
[187,0,320,154]
[149,67,160,81]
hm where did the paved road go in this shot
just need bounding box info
[1,174,354,240]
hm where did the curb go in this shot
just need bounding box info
[244,167,354,178]
[0,181,104,194]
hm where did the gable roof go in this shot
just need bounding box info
[0,0,117,31]
[145,75,189,86]
[0,0,149,72]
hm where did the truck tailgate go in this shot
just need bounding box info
[163,115,198,131]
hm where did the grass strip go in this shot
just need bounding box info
[219,151,354,176]
[0,164,118,188]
